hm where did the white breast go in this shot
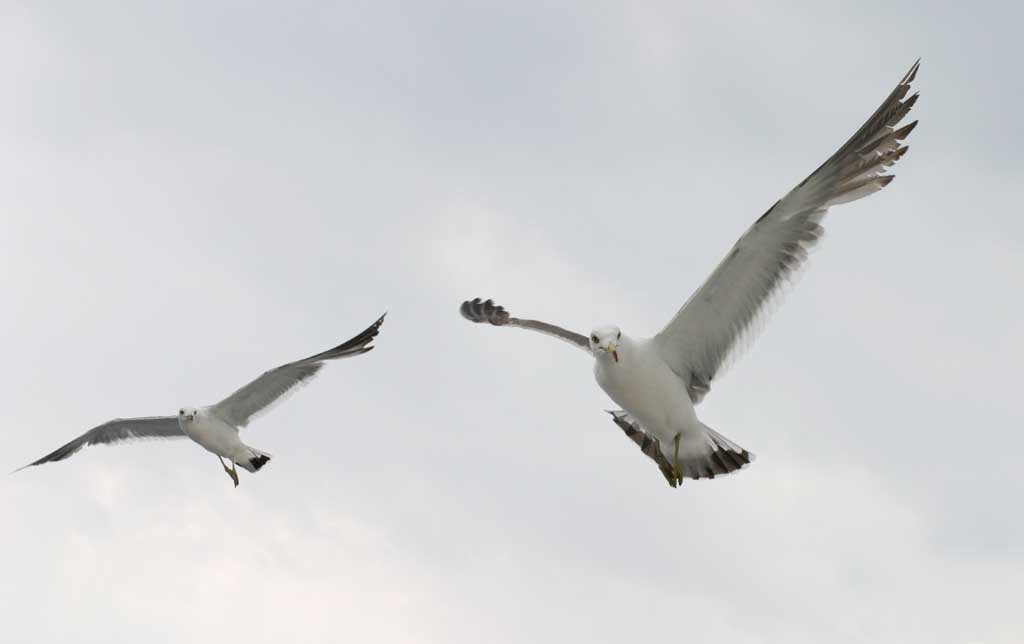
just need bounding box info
[181,409,248,461]
[593,335,700,443]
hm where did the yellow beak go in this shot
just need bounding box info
[606,342,619,363]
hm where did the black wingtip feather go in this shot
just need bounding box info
[896,119,919,140]
[903,59,921,84]
[460,298,511,326]
[328,314,386,355]
[16,438,84,472]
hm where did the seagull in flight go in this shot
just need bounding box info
[19,314,385,486]
[461,62,921,487]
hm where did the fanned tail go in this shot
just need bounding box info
[237,447,272,473]
[608,411,754,487]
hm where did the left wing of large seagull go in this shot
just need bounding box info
[654,61,921,403]
[460,298,590,352]
[211,313,385,428]
[18,416,184,470]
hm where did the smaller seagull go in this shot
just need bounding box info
[18,314,385,487]
[461,61,921,487]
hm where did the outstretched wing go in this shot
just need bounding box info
[211,314,385,428]
[18,416,184,470]
[460,298,590,353]
[653,61,921,401]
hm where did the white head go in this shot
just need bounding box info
[178,407,198,423]
[589,326,622,363]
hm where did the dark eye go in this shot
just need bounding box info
[591,335,598,343]
[617,331,621,340]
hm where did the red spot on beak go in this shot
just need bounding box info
[612,350,619,363]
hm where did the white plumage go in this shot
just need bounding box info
[461,61,921,486]
[19,315,385,486]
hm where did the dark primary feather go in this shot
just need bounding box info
[460,298,590,352]
[211,313,386,428]
[654,61,921,402]
[18,416,184,470]
[460,298,512,326]
[297,314,387,363]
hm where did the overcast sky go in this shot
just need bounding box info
[2,2,1022,642]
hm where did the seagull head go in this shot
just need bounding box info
[178,407,198,423]
[589,326,622,363]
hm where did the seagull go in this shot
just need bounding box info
[461,62,920,487]
[18,314,385,486]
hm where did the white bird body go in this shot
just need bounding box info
[593,334,702,458]
[461,61,921,486]
[178,407,268,473]
[19,315,385,486]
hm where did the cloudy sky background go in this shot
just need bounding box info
[2,2,1021,642]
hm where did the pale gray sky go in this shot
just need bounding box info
[2,2,1022,642]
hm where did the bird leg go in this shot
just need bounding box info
[218,456,239,488]
[672,433,682,483]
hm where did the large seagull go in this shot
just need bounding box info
[461,62,921,487]
[19,315,385,486]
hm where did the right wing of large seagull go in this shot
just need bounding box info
[654,61,921,403]
[18,416,184,470]
[210,314,385,429]
[460,298,591,353]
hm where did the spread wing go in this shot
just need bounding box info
[18,416,184,470]
[653,61,921,402]
[460,298,590,353]
[210,314,385,428]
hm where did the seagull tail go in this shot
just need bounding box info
[237,447,272,473]
[676,422,754,482]
[608,412,754,486]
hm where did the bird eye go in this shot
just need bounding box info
[591,335,598,343]
[617,331,621,340]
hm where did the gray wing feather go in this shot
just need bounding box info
[19,416,184,470]
[211,314,385,428]
[653,61,920,402]
[460,298,590,353]
[212,362,322,429]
